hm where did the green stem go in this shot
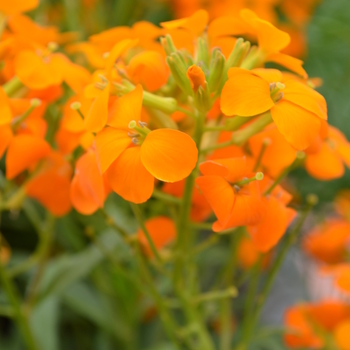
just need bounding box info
[201,114,271,154]
[135,244,182,349]
[130,203,162,264]
[218,230,244,350]
[177,106,197,119]
[152,188,181,204]
[237,256,263,350]
[0,260,39,350]
[2,76,24,96]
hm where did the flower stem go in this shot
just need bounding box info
[130,203,162,264]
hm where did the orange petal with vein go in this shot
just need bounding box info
[95,127,131,173]
[84,84,109,133]
[283,80,327,120]
[270,101,321,150]
[140,129,197,182]
[196,175,235,224]
[221,68,273,117]
[247,197,296,252]
[106,147,154,203]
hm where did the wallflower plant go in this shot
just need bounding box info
[0,3,349,350]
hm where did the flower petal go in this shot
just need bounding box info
[213,183,265,231]
[270,100,321,150]
[70,150,105,215]
[95,127,131,173]
[108,85,143,129]
[305,143,344,180]
[137,216,176,256]
[195,175,235,224]
[127,51,169,92]
[140,129,198,182]
[84,84,110,133]
[6,135,50,179]
[283,80,327,120]
[106,146,154,203]
[268,52,307,78]
[221,68,273,117]
[161,9,208,36]
[247,196,296,252]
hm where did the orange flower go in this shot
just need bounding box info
[0,0,38,16]
[334,320,350,350]
[195,157,265,230]
[305,124,350,180]
[70,149,109,215]
[303,219,350,265]
[126,51,169,92]
[221,68,327,150]
[249,125,296,178]
[247,179,296,252]
[284,301,350,348]
[137,216,176,257]
[95,85,198,203]
[25,151,72,216]
[208,9,306,76]
[15,49,90,92]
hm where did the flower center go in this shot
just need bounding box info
[128,120,151,145]
[270,82,285,103]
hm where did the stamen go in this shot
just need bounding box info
[128,120,137,129]
[132,137,139,145]
[138,121,148,128]
[234,185,241,192]
[269,82,276,91]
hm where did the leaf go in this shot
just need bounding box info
[30,296,59,350]
[36,229,123,301]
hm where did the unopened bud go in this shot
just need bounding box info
[187,65,206,93]
[166,54,193,95]
[196,37,209,67]
[194,83,212,113]
[208,48,225,92]
[161,34,177,56]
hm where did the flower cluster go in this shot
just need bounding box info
[0,2,349,350]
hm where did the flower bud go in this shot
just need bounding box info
[160,34,177,56]
[196,37,209,67]
[166,54,193,95]
[208,48,225,92]
[194,83,212,113]
[186,64,206,92]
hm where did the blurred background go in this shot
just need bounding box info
[1,0,350,349]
